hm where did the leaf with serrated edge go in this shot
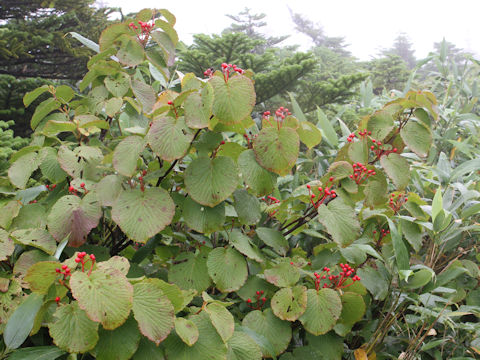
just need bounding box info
[168,249,212,293]
[48,302,99,353]
[207,247,247,292]
[112,188,175,243]
[271,285,308,321]
[205,303,234,342]
[113,136,145,177]
[299,288,342,335]
[132,279,174,344]
[317,198,360,247]
[10,228,56,255]
[380,153,410,190]
[238,149,276,196]
[174,317,199,346]
[147,116,194,161]
[227,331,262,360]
[70,268,133,330]
[264,262,300,288]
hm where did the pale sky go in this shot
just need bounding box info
[102,0,480,60]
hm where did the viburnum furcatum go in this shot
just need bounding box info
[306,176,337,209]
[246,290,267,310]
[313,264,360,291]
[389,193,408,213]
[350,162,376,185]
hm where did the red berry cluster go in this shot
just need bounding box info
[243,132,257,148]
[389,193,408,213]
[138,170,147,192]
[306,177,337,209]
[167,100,179,118]
[349,162,376,185]
[74,252,96,276]
[203,67,214,78]
[55,264,71,288]
[347,129,371,143]
[370,139,397,157]
[221,63,244,82]
[45,184,57,191]
[262,195,280,217]
[129,21,155,45]
[373,228,390,240]
[246,290,266,310]
[314,263,360,291]
[262,107,292,130]
[68,183,85,196]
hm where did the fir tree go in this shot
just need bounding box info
[382,33,416,69]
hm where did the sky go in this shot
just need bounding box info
[101,0,479,60]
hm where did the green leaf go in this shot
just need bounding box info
[94,316,141,360]
[317,198,360,247]
[207,247,247,292]
[55,85,74,103]
[297,120,322,149]
[184,156,238,207]
[31,98,61,130]
[95,175,124,207]
[97,256,130,275]
[105,72,131,97]
[256,228,289,256]
[367,107,395,141]
[8,346,65,360]
[47,192,102,247]
[400,120,432,157]
[253,127,299,176]
[23,85,50,107]
[117,38,145,67]
[185,83,214,129]
[271,285,308,321]
[57,145,103,180]
[227,331,262,360]
[169,249,212,292]
[24,261,59,294]
[242,309,291,358]
[431,187,443,223]
[38,148,67,184]
[165,312,228,360]
[388,219,409,270]
[8,152,39,189]
[348,139,368,164]
[299,288,342,335]
[292,332,343,360]
[0,201,22,229]
[132,80,156,113]
[3,292,43,349]
[99,23,129,51]
[316,107,338,147]
[153,280,186,314]
[132,279,174,344]
[399,219,423,252]
[364,170,388,207]
[70,268,133,330]
[174,317,199,346]
[205,303,234,342]
[380,153,410,190]
[147,116,194,161]
[48,302,99,353]
[112,188,175,243]
[0,229,14,260]
[238,150,276,196]
[10,228,57,255]
[404,268,433,289]
[264,262,300,288]
[210,75,255,124]
[69,32,100,52]
[229,229,264,263]
[336,292,365,327]
[42,120,76,136]
[182,197,225,233]
[450,158,480,181]
[233,189,261,225]
[113,136,146,177]
[328,161,353,180]
[356,265,389,301]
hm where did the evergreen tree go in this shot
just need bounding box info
[0,0,115,80]
[382,33,416,69]
[367,54,411,94]
[0,120,29,175]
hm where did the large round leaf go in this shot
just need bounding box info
[94,316,141,360]
[112,188,175,243]
[184,83,214,129]
[317,198,360,247]
[49,302,99,354]
[147,116,195,161]
[400,120,432,157]
[47,192,102,247]
[229,229,264,263]
[113,136,146,177]
[182,196,225,233]
[184,156,238,207]
[95,175,123,207]
[132,279,175,344]
[337,292,366,326]
[207,247,248,292]
[164,312,228,360]
[297,120,322,149]
[70,268,133,330]
[24,261,59,294]
[174,317,199,346]
[264,262,300,288]
[253,127,299,176]
[205,303,234,342]
[57,145,103,180]
[271,285,308,321]
[168,248,212,292]
[210,75,255,125]
[227,331,262,360]
[241,309,291,358]
[10,228,56,255]
[299,289,342,335]
[380,153,410,190]
[237,150,276,196]
[8,152,39,189]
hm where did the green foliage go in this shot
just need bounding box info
[1,8,480,360]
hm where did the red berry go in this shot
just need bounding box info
[290,262,294,265]
[247,298,252,303]
[55,268,61,273]
[167,100,173,105]
[371,145,375,150]
[393,148,398,152]
[55,296,60,303]
[75,258,81,263]
[138,176,143,181]
[256,291,260,295]
[142,170,147,176]
[306,184,311,189]
[52,184,56,189]
[90,254,96,261]
[61,265,68,270]
[329,177,334,182]
[69,186,74,192]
